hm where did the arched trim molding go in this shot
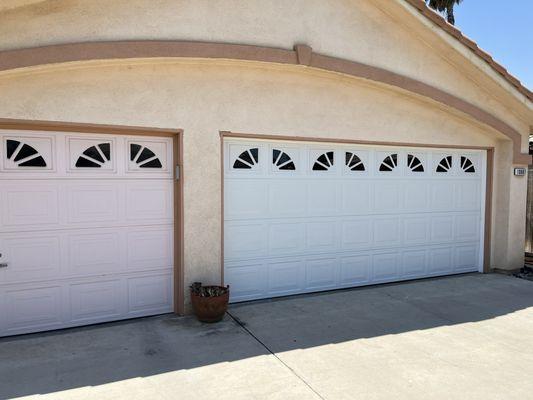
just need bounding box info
[0,40,529,164]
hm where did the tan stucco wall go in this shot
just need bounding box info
[0,61,527,310]
[0,0,531,147]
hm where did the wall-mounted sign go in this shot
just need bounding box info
[514,167,527,176]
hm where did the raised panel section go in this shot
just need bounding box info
[307,181,338,215]
[372,253,399,281]
[70,280,122,322]
[125,181,173,222]
[401,250,427,278]
[305,258,337,290]
[431,216,454,243]
[3,236,60,282]
[127,228,172,271]
[269,181,307,217]
[127,274,172,314]
[306,221,336,252]
[339,255,370,286]
[455,214,480,241]
[225,180,267,220]
[403,217,429,245]
[403,181,429,211]
[268,223,305,256]
[341,218,372,249]
[68,232,121,276]
[429,247,453,274]
[455,181,481,210]
[341,181,371,214]
[67,183,119,223]
[4,286,62,333]
[268,260,304,295]
[455,245,479,272]
[226,263,266,301]
[374,217,400,246]
[225,223,266,260]
[431,182,455,211]
[1,184,59,227]
[373,182,401,212]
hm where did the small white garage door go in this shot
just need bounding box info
[0,131,174,336]
[224,138,486,302]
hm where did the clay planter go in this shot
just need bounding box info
[190,284,230,323]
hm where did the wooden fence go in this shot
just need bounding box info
[526,164,533,254]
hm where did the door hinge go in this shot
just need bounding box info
[175,165,180,180]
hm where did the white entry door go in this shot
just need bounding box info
[0,131,174,336]
[224,138,486,302]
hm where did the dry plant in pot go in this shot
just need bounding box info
[190,282,230,323]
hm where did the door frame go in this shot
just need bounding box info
[0,118,185,314]
[220,130,495,284]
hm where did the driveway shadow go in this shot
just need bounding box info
[1,273,532,399]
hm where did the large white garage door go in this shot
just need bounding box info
[224,138,486,302]
[0,131,174,336]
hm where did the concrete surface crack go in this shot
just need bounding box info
[226,311,326,400]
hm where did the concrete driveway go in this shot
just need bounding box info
[1,273,533,400]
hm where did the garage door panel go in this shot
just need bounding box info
[403,216,430,245]
[401,249,428,278]
[268,222,305,256]
[307,181,339,215]
[3,286,63,334]
[2,235,61,283]
[455,214,481,241]
[305,258,337,290]
[0,132,175,337]
[454,244,479,272]
[126,227,173,271]
[269,181,307,217]
[306,220,338,252]
[372,252,400,282]
[341,218,372,249]
[1,183,59,228]
[373,182,401,212]
[373,217,401,247]
[66,183,120,224]
[225,263,266,301]
[127,274,172,315]
[341,181,371,214]
[225,139,485,302]
[125,181,173,222]
[339,255,371,286]
[69,280,122,323]
[68,232,121,277]
[428,247,454,275]
[268,259,304,295]
[225,180,268,220]
[225,222,267,260]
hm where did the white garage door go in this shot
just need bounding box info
[224,138,486,302]
[0,131,174,337]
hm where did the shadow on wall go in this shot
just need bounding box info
[1,273,533,399]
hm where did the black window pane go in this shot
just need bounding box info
[98,143,111,161]
[130,144,142,161]
[313,163,328,171]
[6,140,19,159]
[140,158,163,168]
[352,163,365,171]
[137,147,156,163]
[380,164,393,172]
[19,156,46,167]
[14,144,38,162]
[82,146,105,163]
[239,150,254,165]
[249,148,259,163]
[436,165,447,172]
[407,154,413,165]
[273,149,281,164]
[326,152,334,165]
[233,159,251,169]
[75,157,101,168]
[317,154,330,166]
[412,165,424,172]
[279,162,295,170]
[277,152,291,166]
[345,152,353,165]
[465,166,475,173]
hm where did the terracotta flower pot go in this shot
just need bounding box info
[190,285,230,323]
